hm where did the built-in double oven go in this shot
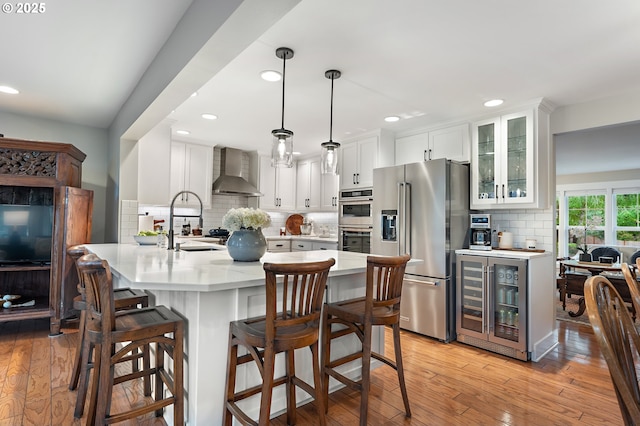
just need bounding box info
[338,188,373,253]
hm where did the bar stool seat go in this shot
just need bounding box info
[223,258,335,426]
[67,245,150,418]
[322,254,411,426]
[76,253,184,425]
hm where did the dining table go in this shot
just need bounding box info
[559,259,625,317]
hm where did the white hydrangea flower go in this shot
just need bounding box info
[222,208,271,231]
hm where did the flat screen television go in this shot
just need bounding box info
[0,186,53,265]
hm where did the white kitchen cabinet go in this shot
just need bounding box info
[257,155,296,211]
[169,141,213,207]
[296,158,321,210]
[339,129,394,190]
[138,123,172,205]
[395,123,470,165]
[296,157,338,211]
[470,103,550,210]
[320,171,339,211]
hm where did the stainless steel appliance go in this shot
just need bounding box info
[469,214,492,250]
[456,254,528,360]
[338,188,373,226]
[338,188,373,253]
[372,159,469,342]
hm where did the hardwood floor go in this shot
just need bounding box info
[0,318,622,425]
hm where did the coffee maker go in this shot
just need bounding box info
[469,214,492,250]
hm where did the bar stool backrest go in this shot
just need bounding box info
[263,258,335,340]
[67,245,88,293]
[367,254,411,312]
[77,253,116,334]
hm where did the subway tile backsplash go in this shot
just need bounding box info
[487,208,554,252]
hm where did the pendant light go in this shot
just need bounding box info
[271,47,295,168]
[321,69,341,175]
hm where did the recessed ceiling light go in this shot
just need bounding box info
[190,92,198,97]
[176,130,190,135]
[484,99,504,107]
[292,151,301,156]
[0,86,19,95]
[260,70,281,82]
[384,116,400,122]
[201,113,218,120]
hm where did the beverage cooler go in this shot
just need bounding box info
[456,254,528,361]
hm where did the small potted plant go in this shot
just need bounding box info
[576,227,591,262]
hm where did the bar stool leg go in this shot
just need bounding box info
[74,335,93,418]
[258,348,276,424]
[155,340,165,417]
[310,341,327,425]
[285,349,296,424]
[223,332,238,426]
[393,323,411,417]
[322,313,332,413]
[173,323,185,425]
[69,308,86,391]
[359,323,373,426]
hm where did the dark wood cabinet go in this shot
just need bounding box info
[0,138,93,335]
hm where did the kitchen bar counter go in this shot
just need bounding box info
[83,244,408,425]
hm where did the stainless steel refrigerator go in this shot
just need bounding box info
[372,159,469,342]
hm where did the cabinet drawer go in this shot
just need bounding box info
[267,240,291,252]
[291,240,313,251]
[312,241,338,251]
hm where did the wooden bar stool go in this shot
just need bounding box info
[223,258,335,425]
[67,245,150,418]
[76,253,184,426]
[322,254,411,425]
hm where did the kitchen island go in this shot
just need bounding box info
[83,243,408,425]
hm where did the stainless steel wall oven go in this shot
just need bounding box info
[338,188,373,253]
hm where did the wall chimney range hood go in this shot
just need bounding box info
[212,147,262,196]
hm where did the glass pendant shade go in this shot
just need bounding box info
[320,141,340,174]
[271,47,294,168]
[320,69,342,175]
[271,128,294,167]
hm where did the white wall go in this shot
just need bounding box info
[0,110,109,242]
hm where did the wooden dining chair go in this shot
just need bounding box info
[223,258,335,425]
[76,253,184,425]
[584,275,640,425]
[67,245,150,418]
[322,254,411,425]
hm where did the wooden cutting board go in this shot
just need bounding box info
[285,214,304,235]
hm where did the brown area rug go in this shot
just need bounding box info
[556,295,591,326]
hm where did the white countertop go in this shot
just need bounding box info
[84,244,388,292]
[456,248,552,260]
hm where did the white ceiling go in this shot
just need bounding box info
[1,0,639,169]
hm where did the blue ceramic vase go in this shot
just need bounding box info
[226,228,267,262]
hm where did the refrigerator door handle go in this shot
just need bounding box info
[487,264,494,333]
[404,277,439,286]
[481,265,486,333]
[397,182,404,255]
[404,182,411,256]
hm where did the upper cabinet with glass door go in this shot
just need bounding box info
[471,102,551,210]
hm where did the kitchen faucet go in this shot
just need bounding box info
[168,190,204,250]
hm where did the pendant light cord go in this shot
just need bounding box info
[280,54,286,130]
[329,74,334,142]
